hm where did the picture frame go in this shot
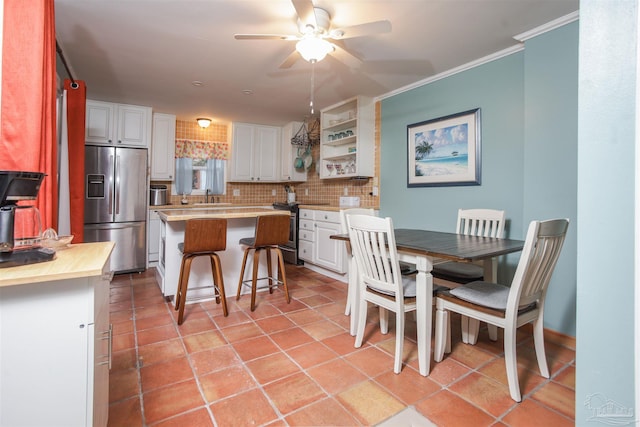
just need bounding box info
[407,108,481,187]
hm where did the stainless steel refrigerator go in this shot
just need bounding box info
[84,145,147,273]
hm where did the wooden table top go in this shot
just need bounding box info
[332,229,525,263]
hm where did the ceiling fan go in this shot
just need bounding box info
[234,0,392,68]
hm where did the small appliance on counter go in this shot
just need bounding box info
[150,184,167,206]
[0,171,55,268]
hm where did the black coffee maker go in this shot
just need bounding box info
[0,171,55,268]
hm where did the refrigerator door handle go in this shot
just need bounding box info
[108,155,114,215]
[115,155,120,215]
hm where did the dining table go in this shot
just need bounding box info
[331,228,525,377]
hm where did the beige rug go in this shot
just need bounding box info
[376,407,437,427]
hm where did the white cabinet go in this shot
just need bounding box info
[280,121,308,182]
[86,99,152,147]
[148,209,161,265]
[298,209,346,273]
[0,247,113,427]
[150,113,176,180]
[229,122,281,182]
[298,209,314,263]
[319,96,375,179]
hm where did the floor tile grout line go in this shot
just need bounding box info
[109,269,575,426]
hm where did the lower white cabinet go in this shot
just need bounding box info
[148,209,161,265]
[298,209,346,273]
[0,258,112,427]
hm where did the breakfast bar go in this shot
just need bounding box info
[156,207,290,301]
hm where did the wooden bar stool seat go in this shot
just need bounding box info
[175,218,228,325]
[235,214,291,311]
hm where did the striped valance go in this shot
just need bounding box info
[175,139,229,160]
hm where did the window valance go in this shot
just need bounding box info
[175,139,229,160]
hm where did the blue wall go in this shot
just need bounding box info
[379,22,578,336]
[576,0,637,422]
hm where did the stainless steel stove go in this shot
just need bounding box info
[272,202,302,265]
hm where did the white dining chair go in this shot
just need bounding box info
[347,214,421,374]
[433,218,569,402]
[340,208,381,337]
[432,208,506,343]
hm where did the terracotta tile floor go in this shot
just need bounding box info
[107,265,576,426]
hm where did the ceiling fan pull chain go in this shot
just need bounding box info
[309,60,316,114]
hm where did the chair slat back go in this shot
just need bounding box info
[507,219,569,311]
[347,215,403,298]
[457,208,506,238]
[253,214,290,247]
[183,218,227,253]
[340,208,375,234]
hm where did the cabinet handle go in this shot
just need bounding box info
[97,324,113,369]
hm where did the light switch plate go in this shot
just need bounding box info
[233,189,240,196]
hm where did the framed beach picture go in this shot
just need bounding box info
[407,108,481,187]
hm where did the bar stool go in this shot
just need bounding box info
[235,214,291,311]
[175,218,228,325]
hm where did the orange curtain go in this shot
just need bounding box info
[65,79,86,242]
[0,0,58,230]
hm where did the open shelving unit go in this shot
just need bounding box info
[319,96,374,179]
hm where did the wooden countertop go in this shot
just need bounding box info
[158,207,290,222]
[0,242,115,287]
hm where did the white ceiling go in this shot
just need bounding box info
[54,0,579,126]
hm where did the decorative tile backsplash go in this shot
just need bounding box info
[154,112,380,208]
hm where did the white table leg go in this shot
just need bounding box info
[483,258,498,341]
[414,254,433,376]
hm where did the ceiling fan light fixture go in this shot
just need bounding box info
[197,118,212,128]
[296,37,333,63]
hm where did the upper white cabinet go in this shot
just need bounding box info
[86,100,152,148]
[319,96,375,179]
[229,122,280,182]
[150,113,176,180]
[280,121,308,182]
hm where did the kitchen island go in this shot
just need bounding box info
[0,242,114,427]
[156,207,290,302]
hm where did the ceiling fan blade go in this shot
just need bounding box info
[235,34,298,40]
[329,20,392,39]
[279,50,301,69]
[330,41,362,68]
[291,0,317,30]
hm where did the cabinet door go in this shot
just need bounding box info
[86,100,115,144]
[92,269,112,427]
[230,123,255,181]
[148,210,161,263]
[151,113,176,180]
[253,126,280,181]
[117,104,151,147]
[314,219,346,273]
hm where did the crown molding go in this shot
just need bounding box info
[513,11,579,42]
[377,44,524,101]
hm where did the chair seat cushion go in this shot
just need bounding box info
[239,237,255,246]
[449,281,510,310]
[432,261,483,280]
[368,277,447,298]
[399,261,418,276]
[368,276,416,298]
